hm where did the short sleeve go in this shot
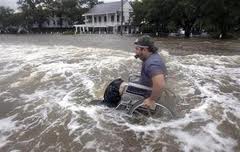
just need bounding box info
[146,64,165,78]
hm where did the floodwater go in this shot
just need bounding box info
[0,34,239,152]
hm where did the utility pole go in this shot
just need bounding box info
[120,0,123,36]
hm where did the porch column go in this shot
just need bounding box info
[115,13,118,33]
[83,26,85,33]
[92,15,94,25]
[84,16,87,24]
[106,14,109,33]
[115,13,117,24]
[80,27,82,33]
[74,26,77,34]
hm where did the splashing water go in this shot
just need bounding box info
[0,35,239,152]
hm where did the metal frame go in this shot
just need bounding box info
[116,75,177,119]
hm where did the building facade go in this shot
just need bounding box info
[74,0,134,34]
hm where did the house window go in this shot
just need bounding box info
[99,16,101,22]
[87,16,92,23]
[104,16,107,22]
[111,15,114,22]
[57,20,61,26]
[94,17,97,23]
[117,15,119,22]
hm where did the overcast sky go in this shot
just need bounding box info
[0,0,123,9]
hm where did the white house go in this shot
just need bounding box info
[74,0,134,34]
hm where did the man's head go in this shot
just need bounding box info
[134,35,158,61]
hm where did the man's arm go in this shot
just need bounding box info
[143,74,165,108]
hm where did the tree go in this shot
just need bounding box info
[53,0,89,26]
[79,0,102,8]
[201,0,240,38]
[131,0,240,38]
[0,6,27,33]
[17,0,103,29]
[144,0,175,33]
[0,6,14,28]
[17,0,50,29]
[170,0,203,38]
[131,0,146,26]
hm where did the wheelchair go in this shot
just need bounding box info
[115,75,177,119]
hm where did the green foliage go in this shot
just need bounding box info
[131,0,146,25]
[80,0,102,8]
[200,0,240,38]
[14,0,102,29]
[17,0,51,28]
[131,0,240,38]
[170,0,203,37]
[0,7,15,27]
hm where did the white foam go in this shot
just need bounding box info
[10,150,21,152]
[172,123,236,152]
[0,114,18,148]
[67,117,81,135]
[80,76,95,97]
[83,139,97,149]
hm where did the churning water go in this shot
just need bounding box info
[0,35,239,152]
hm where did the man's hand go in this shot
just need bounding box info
[144,74,165,109]
[143,97,156,109]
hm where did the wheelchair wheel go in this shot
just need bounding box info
[128,88,177,120]
[157,88,177,117]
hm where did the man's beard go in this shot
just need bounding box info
[134,54,139,59]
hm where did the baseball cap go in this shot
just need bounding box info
[134,35,158,52]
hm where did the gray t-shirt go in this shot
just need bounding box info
[139,53,167,87]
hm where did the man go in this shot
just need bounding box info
[134,35,167,109]
[100,35,167,110]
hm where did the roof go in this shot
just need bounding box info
[83,1,128,15]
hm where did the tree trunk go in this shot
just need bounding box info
[38,21,42,30]
[219,25,227,39]
[184,25,191,38]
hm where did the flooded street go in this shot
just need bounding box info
[0,34,239,152]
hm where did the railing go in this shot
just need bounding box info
[84,21,123,27]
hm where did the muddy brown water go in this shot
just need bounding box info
[0,34,239,152]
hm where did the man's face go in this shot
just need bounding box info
[134,45,147,61]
